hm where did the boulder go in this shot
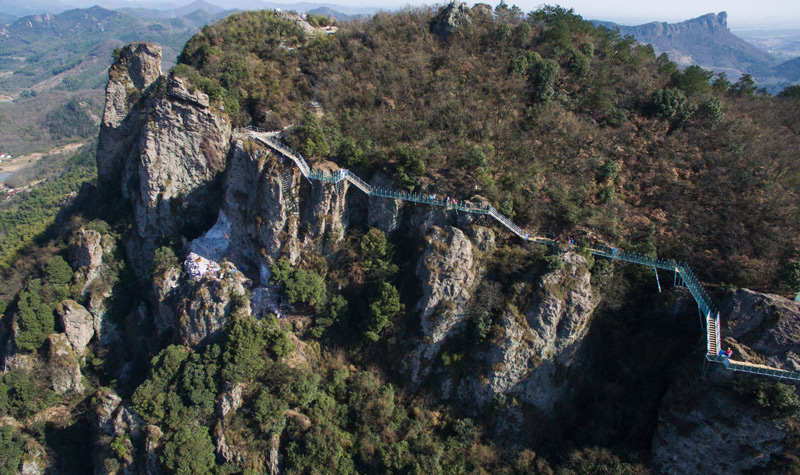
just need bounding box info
[56,300,95,354]
[167,75,210,108]
[68,228,103,271]
[432,2,471,40]
[218,382,245,418]
[472,3,493,16]
[178,271,250,347]
[721,289,800,371]
[92,388,122,436]
[69,228,115,295]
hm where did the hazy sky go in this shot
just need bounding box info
[319,0,800,28]
[93,0,800,28]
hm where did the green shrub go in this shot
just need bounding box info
[0,369,58,419]
[110,434,131,462]
[753,381,800,418]
[528,58,560,103]
[779,260,800,293]
[132,345,190,421]
[651,87,697,128]
[364,282,403,342]
[599,185,615,204]
[541,255,563,273]
[14,280,55,352]
[696,98,723,128]
[270,259,327,308]
[285,269,327,308]
[161,426,215,475]
[254,389,289,436]
[220,316,267,384]
[0,426,25,475]
[152,246,179,275]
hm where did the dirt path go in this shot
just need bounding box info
[0,141,87,173]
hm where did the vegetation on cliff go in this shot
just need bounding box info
[1,4,800,474]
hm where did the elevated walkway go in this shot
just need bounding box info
[235,128,800,383]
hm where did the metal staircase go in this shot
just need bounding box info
[281,167,298,216]
[235,128,800,383]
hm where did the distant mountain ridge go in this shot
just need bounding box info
[594,12,779,74]
[0,5,224,94]
[118,0,230,20]
[592,12,800,93]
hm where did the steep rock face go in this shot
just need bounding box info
[98,42,232,277]
[97,42,162,184]
[222,142,287,276]
[152,265,181,338]
[91,388,145,474]
[178,271,249,346]
[652,385,785,473]
[47,333,84,396]
[222,140,343,283]
[416,225,475,357]
[88,291,120,348]
[721,289,800,370]
[593,12,777,72]
[68,228,114,294]
[652,289,800,473]
[56,300,95,354]
[459,252,596,412]
[404,225,477,386]
[144,425,163,475]
[215,382,247,465]
[367,173,403,232]
[124,75,231,241]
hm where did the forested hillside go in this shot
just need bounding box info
[180,5,800,294]
[1,4,799,474]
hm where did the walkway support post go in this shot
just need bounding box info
[654,267,661,293]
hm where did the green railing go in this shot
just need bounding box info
[707,355,800,380]
[242,130,800,382]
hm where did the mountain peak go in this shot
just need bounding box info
[685,11,727,30]
[592,11,776,74]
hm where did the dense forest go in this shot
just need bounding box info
[1,3,800,474]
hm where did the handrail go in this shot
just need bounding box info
[238,129,799,382]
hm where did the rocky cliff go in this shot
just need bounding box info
[97,45,606,422]
[97,42,232,275]
[652,289,800,473]
[454,252,597,418]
